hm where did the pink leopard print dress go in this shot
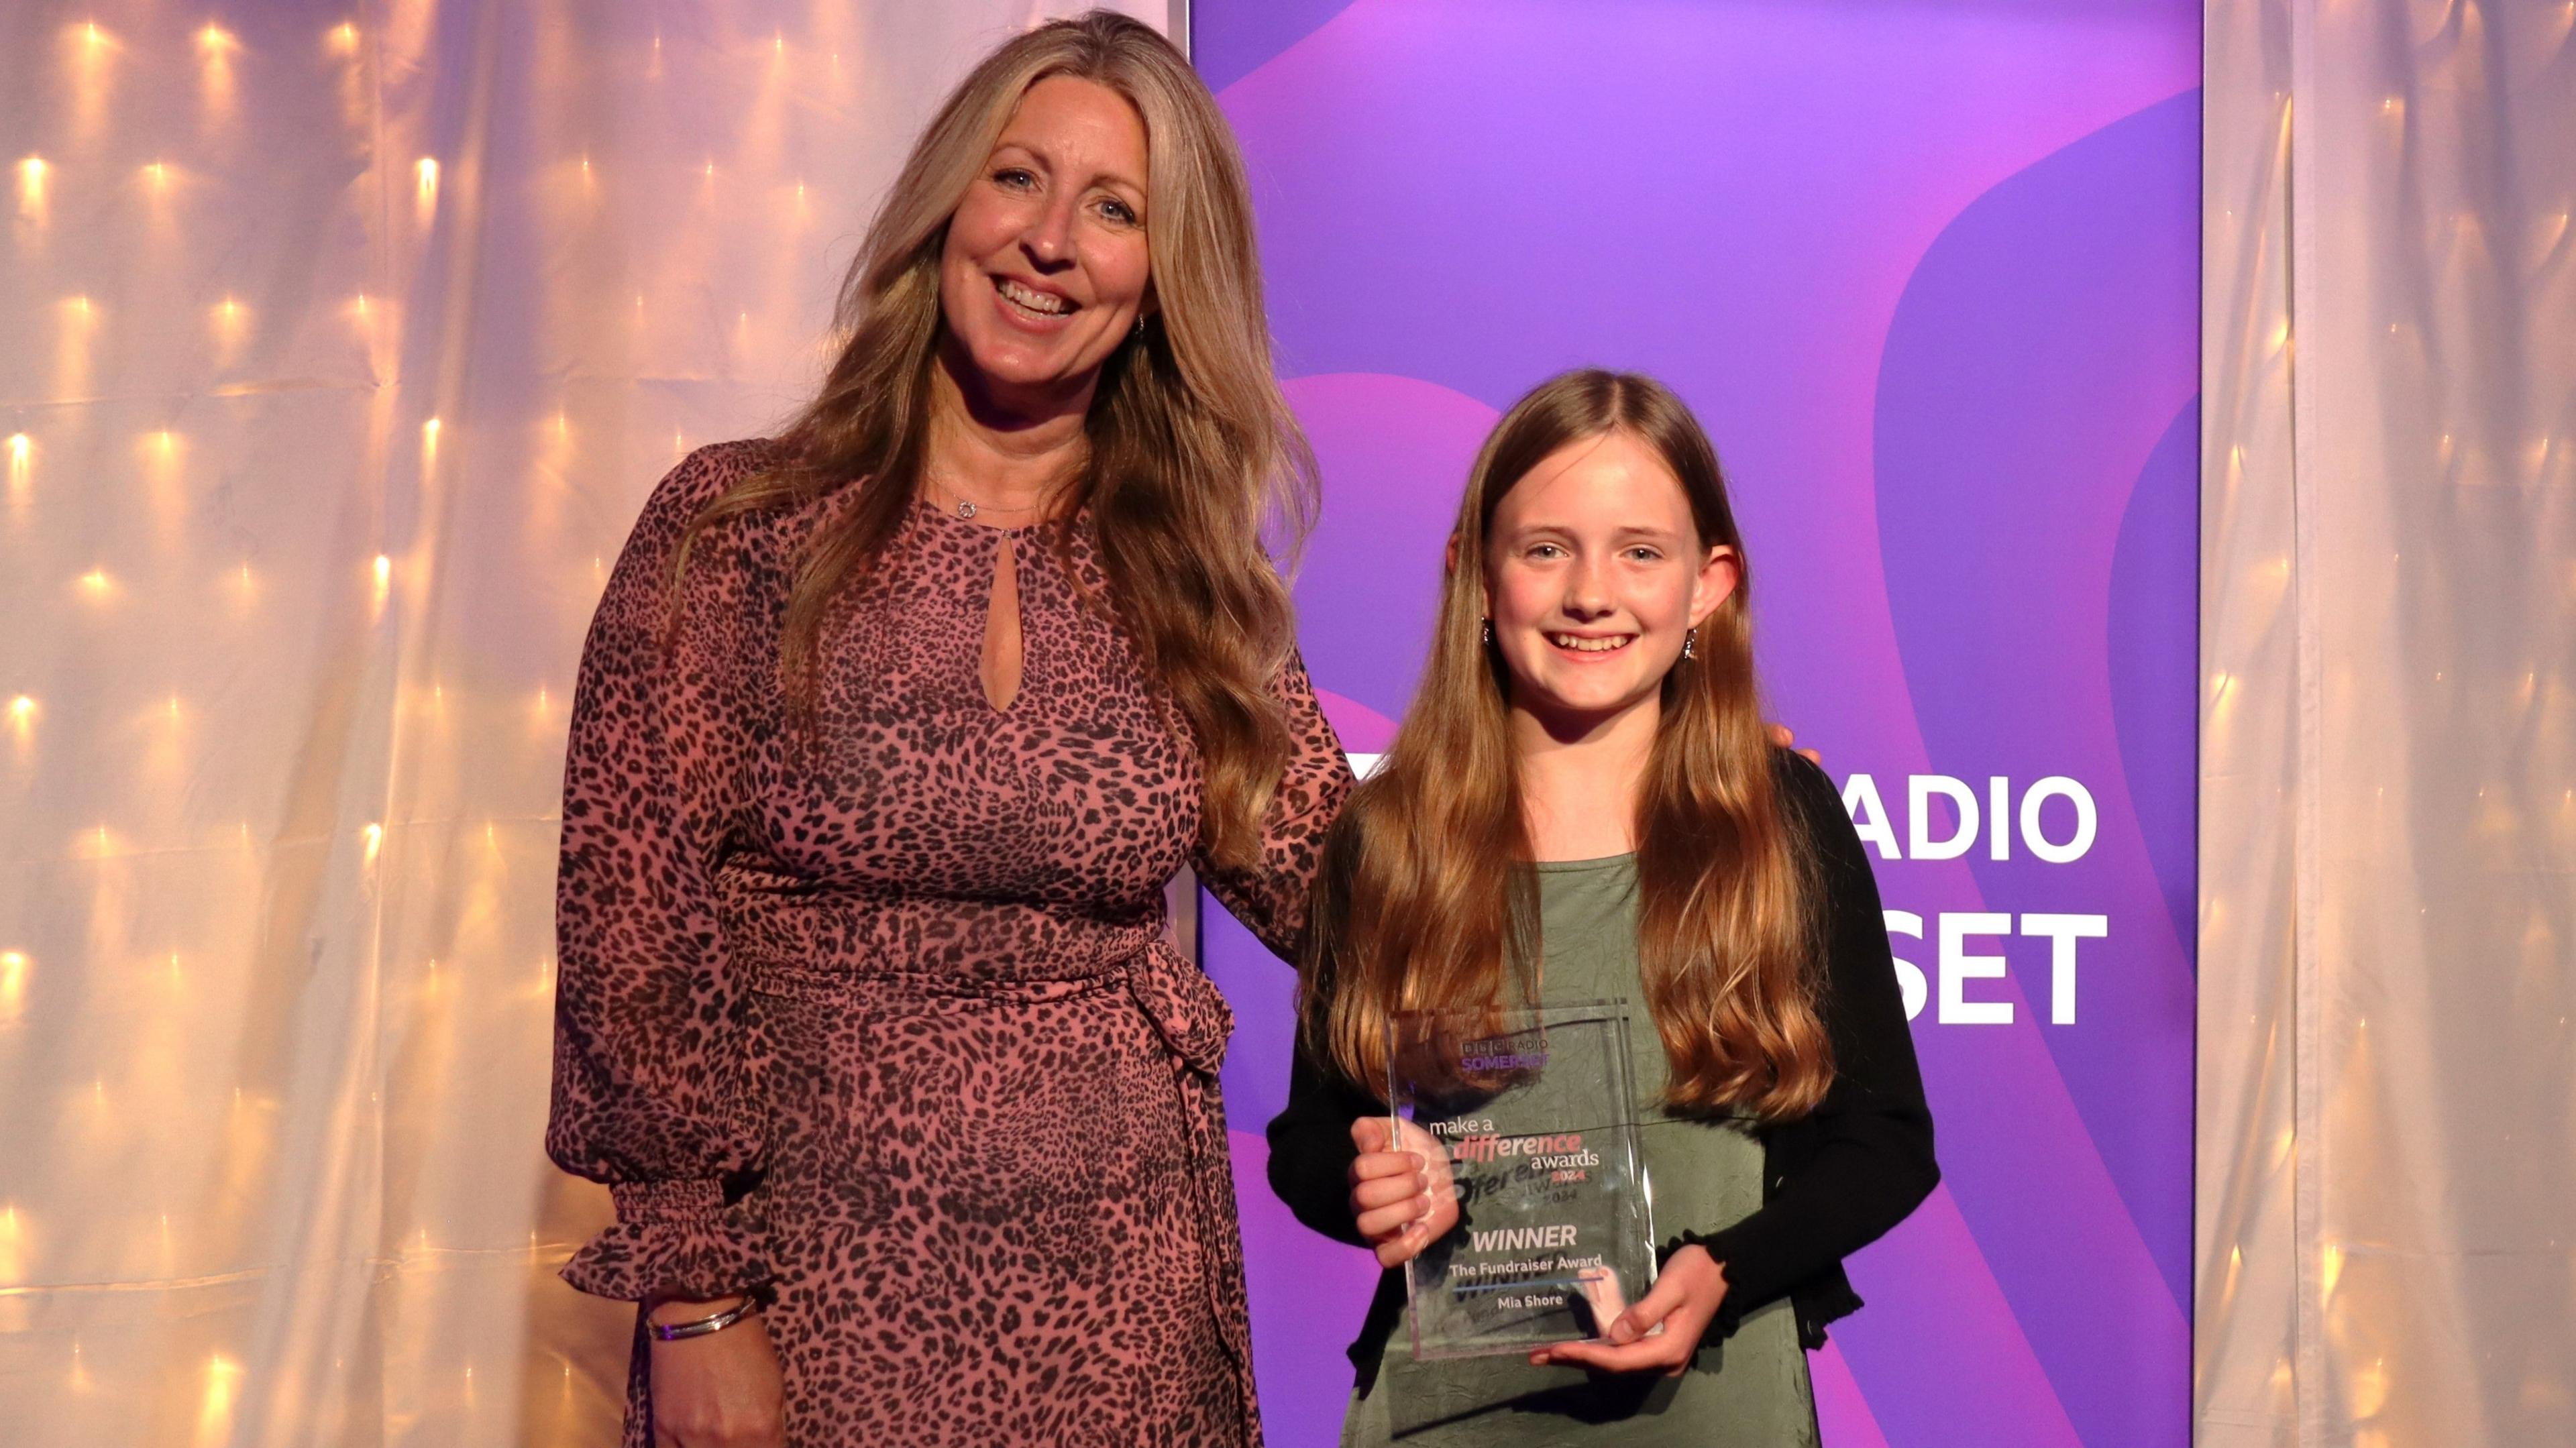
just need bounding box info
[547,440,1350,1447]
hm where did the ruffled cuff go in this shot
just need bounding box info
[1662,1227,1755,1340]
[559,1178,771,1303]
[1658,1227,1863,1345]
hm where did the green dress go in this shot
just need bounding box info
[1340,855,1820,1447]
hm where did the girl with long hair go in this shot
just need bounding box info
[545,14,1347,1447]
[1267,370,1939,1444]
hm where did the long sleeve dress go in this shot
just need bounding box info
[546,439,1352,1448]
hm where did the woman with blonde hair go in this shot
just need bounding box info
[544,13,1347,1446]
[1269,370,1938,1443]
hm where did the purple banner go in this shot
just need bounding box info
[1195,3,2200,1444]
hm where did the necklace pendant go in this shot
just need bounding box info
[955,500,977,520]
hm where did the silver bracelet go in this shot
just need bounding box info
[647,1296,758,1342]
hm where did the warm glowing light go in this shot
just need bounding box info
[195,23,241,113]
[7,433,28,496]
[145,160,170,189]
[2322,1241,2345,1296]
[329,21,358,55]
[7,695,32,724]
[60,292,99,399]
[0,1201,22,1284]
[371,554,392,608]
[363,822,383,864]
[415,156,439,220]
[0,951,27,1017]
[76,568,111,599]
[15,156,44,215]
[196,1353,242,1446]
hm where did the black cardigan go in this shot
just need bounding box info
[1263,750,1939,1385]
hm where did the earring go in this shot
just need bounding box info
[1481,617,1493,646]
[1682,626,1697,661]
[1132,314,1148,339]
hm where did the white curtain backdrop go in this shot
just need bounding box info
[2199,1,2575,1444]
[0,3,1163,1444]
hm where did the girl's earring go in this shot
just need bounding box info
[1481,617,1493,647]
[1132,313,1148,340]
[1682,626,1697,661]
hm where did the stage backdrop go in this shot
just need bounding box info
[1190,3,2202,1445]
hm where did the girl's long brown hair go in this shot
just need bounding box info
[1303,370,1833,1120]
[676,11,1314,868]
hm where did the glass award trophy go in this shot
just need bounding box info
[1388,999,1656,1359]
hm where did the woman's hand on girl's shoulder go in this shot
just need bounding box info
[1348,1117,1461,1268]
[1528,1245,1729,1377]
[1768,722,1821,767]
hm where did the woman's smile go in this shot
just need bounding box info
[991,273,1078,325]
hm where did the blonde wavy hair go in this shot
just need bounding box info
[1303,370,1833,1120]
[678,11,1315,869]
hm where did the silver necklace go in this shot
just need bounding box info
[926,478,1049,522]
